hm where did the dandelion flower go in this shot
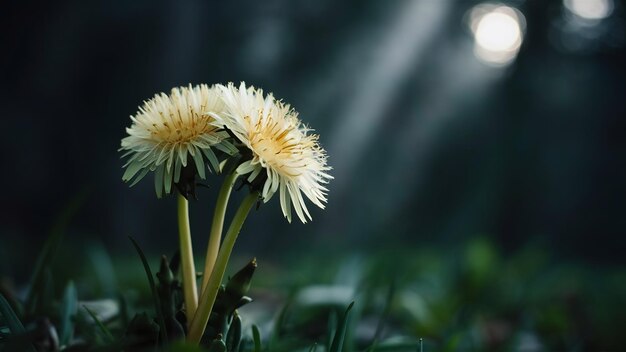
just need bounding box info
[211,82,332,223]
[120,84,235,198]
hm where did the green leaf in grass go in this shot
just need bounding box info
[225,311,242,352]
[0,294,25,333]
[329,301,355,352]
[269,301,290,349]
[252,324,262,352]
[128,236,168,345]
[25,190,86,316]
[367,282,396,352]
[83,305,114,343]
[59,281,78,346]
[326,309,338,351]
[0,293,36,352]
[207,336,227,352]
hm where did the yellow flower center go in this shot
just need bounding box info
[149,112,215,145]
[247,116,303,177]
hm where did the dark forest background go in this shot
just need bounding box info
[1,0,625,282]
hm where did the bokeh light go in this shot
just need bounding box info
[552,0,619,53]
[3,2,626,349]
[564,0,613,21]
[469,4,526,67]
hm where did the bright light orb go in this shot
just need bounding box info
[476,12,521,52]
[469,4,525,67]
[564,0,613,20]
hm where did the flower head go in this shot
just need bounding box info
[120,84,235,198]
[211,82,332,223]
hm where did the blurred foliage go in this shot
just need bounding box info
[227,237,626,351]
[2,233,625,351]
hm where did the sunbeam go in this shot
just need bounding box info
[326,0,452,193]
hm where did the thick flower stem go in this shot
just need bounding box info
[201,172,238,294]
[177,193,198,324]
[187,192,259,343]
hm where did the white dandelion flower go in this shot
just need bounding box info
[211,82,332,223]
[120,84,236,197]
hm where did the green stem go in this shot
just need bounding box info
[178,193,198,323]
[187,192,258,343]
[201,172,238,294]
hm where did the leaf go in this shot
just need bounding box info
[40,268,55,315]
[225,312,242,352]
[24,228,62,315]
[86,242,117,297]
[371,337,425,351]
[329,301,355,352]
[367,282,396,351]
[308,342,318,352]
[0,294,25,333]
[165,341,206,352]
[225,258,257,299]
[25,190,86,315]
[118,293,130,330]
[269,302,290,349]
[83,305,114,343]
[0,294,36,352]
[169,250,181,278]
[252,324,262,352]
[207,337,227,352]
[128,236,168,345]
[326,310,338,351]
[59,281,78,346]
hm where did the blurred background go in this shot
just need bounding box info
[2,0,626,350]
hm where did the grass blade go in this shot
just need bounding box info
[164,341,205,351]
[59,281,78,346]
[367,282,396,351]
[326,309,338,351]
[25,226,63,315]
[0,293,26,333]
[329,301,355,352]
[25,190,86,316]
[225,312,242,352]
[368,337,424,351]
[252,324,261,352]
[269,301,290,349]
[0,293,36,352]
[128,236,168,345]
[83,305,115,343]
[118,293,130,329]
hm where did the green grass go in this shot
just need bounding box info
[2,234,625,351]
